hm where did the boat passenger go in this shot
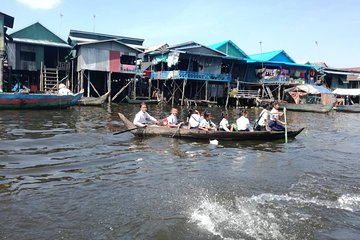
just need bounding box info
[219,112,233,132]
[133,103,159,128]
[236,110,253,131]
[58,83,72,95]
[12,82,30,93]
[255,104,271,131]
[188,109,201,129]
[269,102,286,131]
[165,108,181,128]
[199,112,217,132]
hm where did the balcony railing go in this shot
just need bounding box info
[150,70,231,83]
[120,64,141,73]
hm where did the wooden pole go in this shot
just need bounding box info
[87,71,90,97]
[133,76,136,99]
[181,79,186,106]
[278,84,281,101]
[148,78,152,99]
[171,79,175,106]
[71,60,74,93]
[108,72,112,102]
[284,107,288,143]
[205,80,208,101]
[225,82,230,109]
[80,69,84,92]
[112,78,133,101]
[40,61,43,91]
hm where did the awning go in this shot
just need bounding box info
[333,88,360,96]
[285,84,332,94]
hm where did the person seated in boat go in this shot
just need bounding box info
[58,83,73,95]
[345,95,354,105]
[12,82,30,93]
[165,108,182,128]
[199,112,217,132]
[236,110,253,132]
[219,111,234,132]
[133,102,159,128]
[255,104,271,131]
[188,109,201,129]
[269,102,286,131]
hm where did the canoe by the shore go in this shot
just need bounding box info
[125,96,160,104]
[78,91,110,106]
[334,104,360,113]
[0,91,83,109]
[279,102,334,113]
[118,112,304,141]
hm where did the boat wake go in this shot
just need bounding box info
[189,193,360,239]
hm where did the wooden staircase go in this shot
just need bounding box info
[40,63,59,92]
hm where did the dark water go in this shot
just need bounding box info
[0,104,359,240]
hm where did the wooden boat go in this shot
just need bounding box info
[333,104,360,113]
[78,91,110,106]
[125,96,159,104]
[0,91,83,109]
[281,84,336,113]
[118,112,304,141]
[279,102,334,113]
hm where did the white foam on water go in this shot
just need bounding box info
[189,197,288,240]
[189,193,360,239]
[337,194,360,212]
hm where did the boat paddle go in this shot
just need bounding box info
[113,127,138,135]
[284,107,288,143]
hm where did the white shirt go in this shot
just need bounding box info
[258,109,270,126]
[270,108,279,121]
[167,114,178,126]
[59,88,72,95]
[236,116,250,131]
[199,118,216,129]
[219,118,230,132]
[133,111,157,127]
[189,114,200,128]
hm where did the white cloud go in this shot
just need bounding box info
[17,0,62,10]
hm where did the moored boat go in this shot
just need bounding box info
[125,96,160,104]
[332,88,360,113]
[0,91,83,109]
[333,104,360,113]
[280,84,336,113]
[78,91,110,106]
[118,112,304,141]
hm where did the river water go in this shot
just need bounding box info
[0,104,359,240]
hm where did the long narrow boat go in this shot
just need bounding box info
[333,104,360,113]
[118,113,304,141]
[78,91,110,106]
[125,96,159,104]
[279,102,334,113]
[0,91,83,109]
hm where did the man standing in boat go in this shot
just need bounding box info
[133,103,159,127]
[269,102,286,131]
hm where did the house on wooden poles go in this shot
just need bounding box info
[145,41,247,106]
[6,22,71,92]
[0,11,14,92]
[67,30,146,101]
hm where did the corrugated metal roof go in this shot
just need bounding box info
[246,58,319,69]
[76,39,143,53]
[333,88,360,96]
[208,40,249,58]
[10,22,67,45]
[249,50,295,63]
[12,38,71,48]
[0,12,14,28]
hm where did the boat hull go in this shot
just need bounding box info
[0,92,83,109]
[279,103,333,113]
[78,91,110,106]
[334,104,360,113]
[125,96,159,104]
[118,113,304,141]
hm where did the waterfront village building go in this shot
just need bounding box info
[6,22,71,92]
[0,12,14,91]
[144,41,247,105]
[210,40,320,103]
[67,30,146,100]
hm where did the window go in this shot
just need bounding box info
[20,51,36,61]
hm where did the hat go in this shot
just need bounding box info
[59,83,66,89]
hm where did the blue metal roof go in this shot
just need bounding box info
[245,58,319,69]
[249,50,295,63]
[208,40,249,58]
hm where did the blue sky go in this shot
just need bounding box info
[3,0,360,67]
